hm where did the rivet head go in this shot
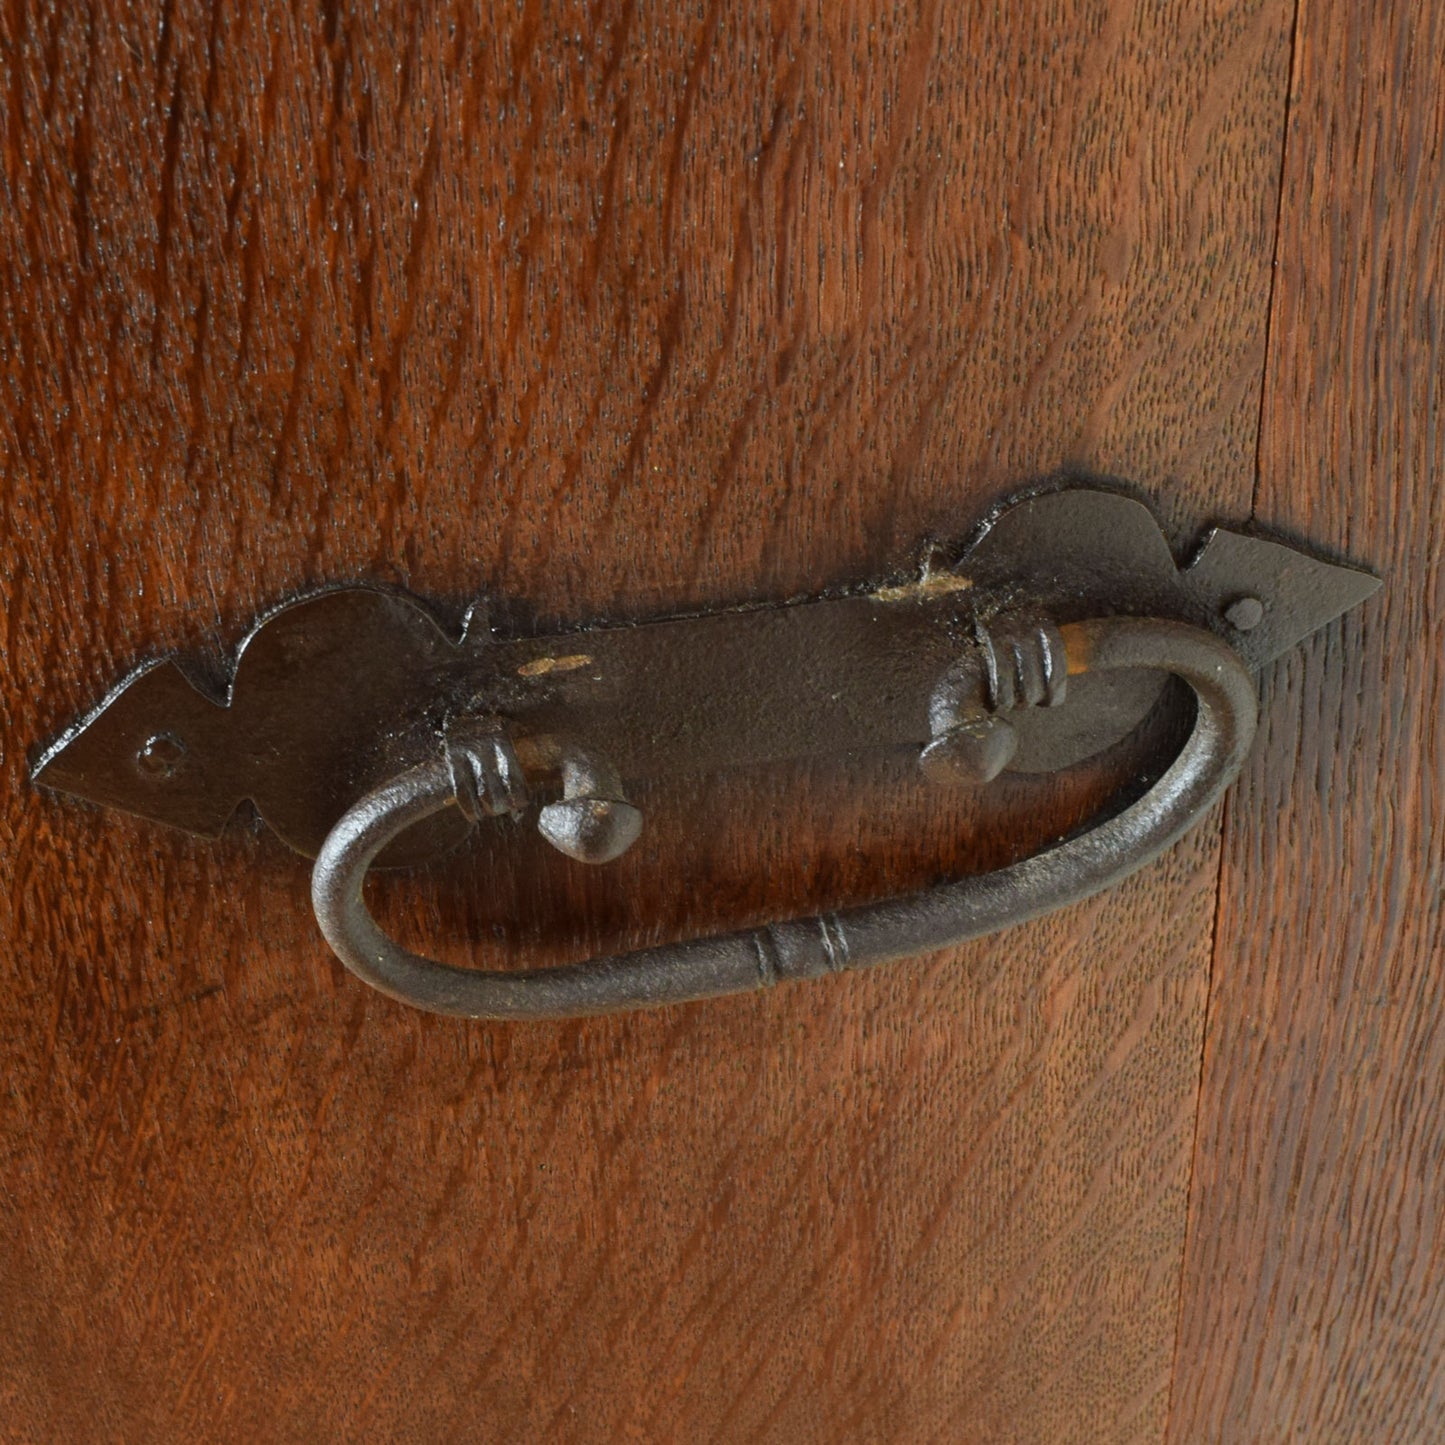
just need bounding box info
[135,733,186,780]
[1224,596,1265,631]
[537,797,643,865]
[919,714,1018,787]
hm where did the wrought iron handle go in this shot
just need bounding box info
[311,616,1257,1020]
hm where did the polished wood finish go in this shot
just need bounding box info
[1168,1,1445,1436]
[0,0,1370,1438]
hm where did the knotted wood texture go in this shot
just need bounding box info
[2,2,1293,1439]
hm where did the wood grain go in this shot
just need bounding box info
[1167,0,1445,1437]
[0,1,1292,1438]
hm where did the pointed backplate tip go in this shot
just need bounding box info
[1182,527,1382,668]
[30,656,243,837]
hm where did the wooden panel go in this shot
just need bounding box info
[1,1,1290,1438]
[1168,1,1445,1437]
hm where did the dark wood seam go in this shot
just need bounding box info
[1248,0,1307,525]
[1163,0,1306,1431]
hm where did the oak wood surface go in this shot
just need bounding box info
[1167,1,1445,1438]
[0,1,1293,1439]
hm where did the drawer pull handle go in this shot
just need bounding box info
[310,616,1254,1019]
[31,485,1380,1017]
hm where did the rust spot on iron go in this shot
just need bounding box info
[1059,622,1094,674]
